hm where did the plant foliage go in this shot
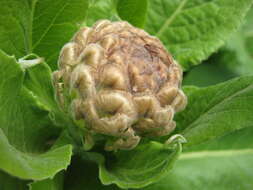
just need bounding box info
[0,0,253,189]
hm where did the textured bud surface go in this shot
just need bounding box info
[53,20,187,151]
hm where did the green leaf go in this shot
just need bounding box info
[85,0,117,26]
[98,140,182,189]
[23,54,71,127]
[29,173,64,190]
[186,6,253,85]
[0,0,89,70]
[23,57,83,146]
[185,126,253,152]
[32,0,89,70]
[0,0,30,57]
[224,7,253,75]
[64,150,253,190]
[175,76,253,147]
[0,171,28,190]
[182,85,199,95]
[116,0,148,28]
[143,149,253,190]
[0,131,72,180]
[23,55,58,112]
[145,0,253,70]
[0,50,72,180]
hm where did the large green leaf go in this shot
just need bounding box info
[63,149,253,190]
[0,0,30,58]
[0,50,72,180]
[0,171,28,190]
[175,76,253,147]
[74,136,184,189]
[181,86,253,151]
[0,0,89,70]
[32,0,88,70]
[144,149,253,190]
[98,140,183,189]
[0,131,72,180]
[186,126,253,152]
[116,0,148,28]
[68,139,182,189]
[145,0,253,70]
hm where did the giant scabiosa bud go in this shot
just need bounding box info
[53,20,187,151]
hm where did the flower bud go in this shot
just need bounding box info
[53,20,187,151]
